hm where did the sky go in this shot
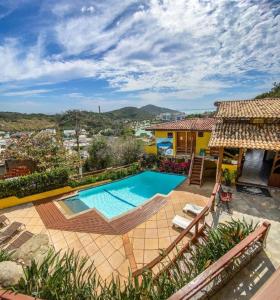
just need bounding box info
[0,0,279,114]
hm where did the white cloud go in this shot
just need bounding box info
[3,89,52,97]
[0,0,279,105]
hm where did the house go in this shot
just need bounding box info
[145,118,216,157]
[156,112,186,121]
[209,98,280,188]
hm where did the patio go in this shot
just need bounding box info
[1,179,279,298]
[0,180,210,283]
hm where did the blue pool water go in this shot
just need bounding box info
[63,171,186,219]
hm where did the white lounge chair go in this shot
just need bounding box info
[172,215,193,231]
[183,204,204,215]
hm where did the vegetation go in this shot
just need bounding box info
[0,105,178,132]
[8,219,256,300]
[222,168,237,186]
[2,131,79,171]
[255,82,280,99]
[85,137,143,171]
[0,168,69,198]
[0,249,12,262]
[68,163,140,188]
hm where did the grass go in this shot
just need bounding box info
[7,219,257,300]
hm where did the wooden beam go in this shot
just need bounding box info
[237,148,244,178]
[216,147,224,182]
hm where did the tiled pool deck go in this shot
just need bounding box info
[1,179,279,299]
[0,180,209,283]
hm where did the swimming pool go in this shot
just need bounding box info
[62,171,186,219]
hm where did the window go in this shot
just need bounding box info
[198,131,204,137]
[167,132,173,138]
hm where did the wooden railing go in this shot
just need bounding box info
[132,183,220,278]
[187,153,195,185]
[71,163,136,179]
[199,155,205,187]
[168,221,271,300]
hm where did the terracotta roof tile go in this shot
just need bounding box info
[215,98,280,119]
[146,118,216,131]
[209,122,280,150]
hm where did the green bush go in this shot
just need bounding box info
[69,163,140,188]
[0,168,69,198]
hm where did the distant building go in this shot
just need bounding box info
[63,130,76,137]
[41,128,56,135]
[157,112,186,121]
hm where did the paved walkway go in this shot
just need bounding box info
[212,186,280,299]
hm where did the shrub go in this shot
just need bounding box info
[0,168,69,198]
[68,163,140,188]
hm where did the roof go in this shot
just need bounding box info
[214,98,280,119]
[209,122,280,150]
[146,118,216,131]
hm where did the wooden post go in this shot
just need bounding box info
[216,147,224,182]
[237,148,244,178]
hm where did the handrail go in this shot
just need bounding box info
[168,221,271,300]
[71,163,136,179]
[199,155,205,187]
[132,182,220,278]
[187,153,195,184]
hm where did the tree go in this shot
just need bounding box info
[86,137,113,170]
[2,131,78,171]
[255,82,280,99]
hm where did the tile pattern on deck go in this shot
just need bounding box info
[34,195,166,234]
[1,181,211,282]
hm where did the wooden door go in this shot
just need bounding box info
[187,132,196,154]
[176,132,186,152]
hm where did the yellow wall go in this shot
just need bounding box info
[0,180,111,209]
[195,131,212,155]
[221,163,237,183]
[144,144,157,155]
[145,130,212,156]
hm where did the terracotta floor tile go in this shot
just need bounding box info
[95,236,108,248]
[158,237,171,249]
[97,260,114,281]
[91,250,106,267]
[157,219,168,228]
[110,236,123,249]
[108,250,125,269]
[158,228,170,238]
[133,238,145,250]
[145,238,159,250]
[145,220,157,229]
[144,250,158,264]
[133,228,145,238]
[145,228,158,238]
[84,241,99,256]
[116,259,130,278]
[79,234,93,248]
[133,250,144,265]
[100,244,115,259]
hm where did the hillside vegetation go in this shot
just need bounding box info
[0,104,178,132]
[255,82,280,99]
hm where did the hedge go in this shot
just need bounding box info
[0,168,70,198]
[68,163,140,188]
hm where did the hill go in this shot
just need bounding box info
[104,104,180,120]
[140,104,179,115]
[0,104,179,132]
